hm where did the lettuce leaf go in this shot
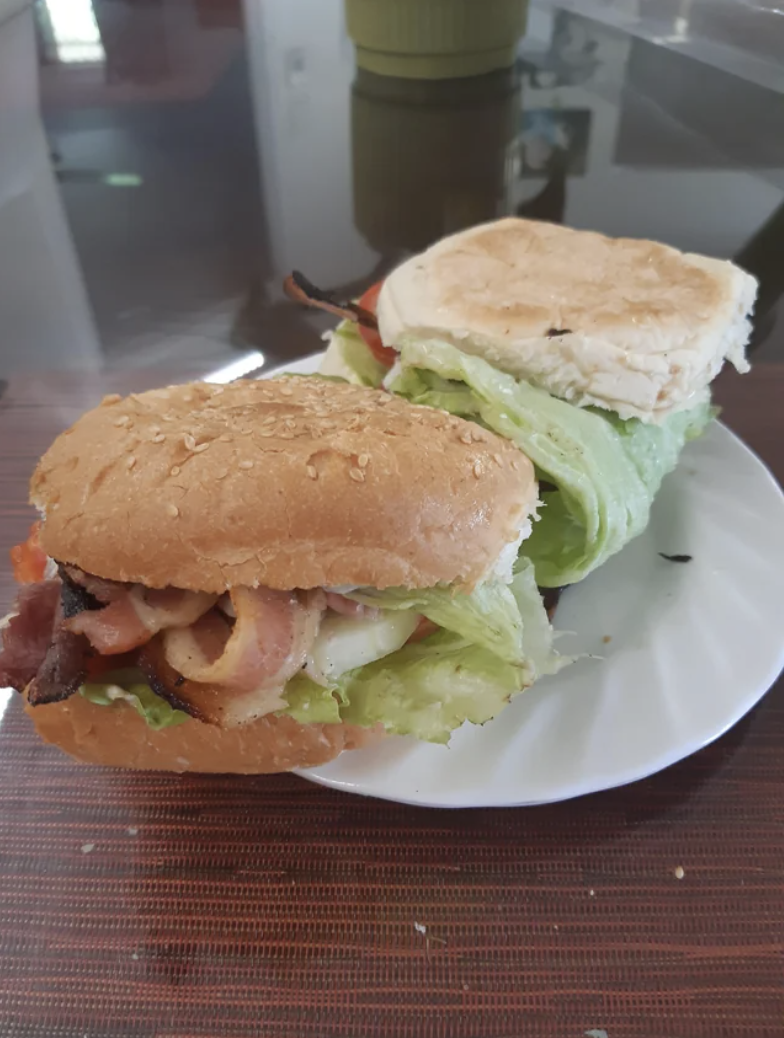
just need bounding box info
[278,673,344,725]
[80,678,190,731]
[335,631,525,743]
[389,338,713,587]
[344,580,526,665]
[320,320,387,387]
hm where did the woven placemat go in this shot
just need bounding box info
[0,684,782,1038]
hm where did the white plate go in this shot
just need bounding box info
[276,354,784,808]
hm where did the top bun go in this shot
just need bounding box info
[377,217,757,422]
[31,377,536,592]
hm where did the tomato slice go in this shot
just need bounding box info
[10,521,48,584]
[85,651,137,679]
[406,617,440,644]
[357,281,397,368]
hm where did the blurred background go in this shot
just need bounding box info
[0,0,782,379]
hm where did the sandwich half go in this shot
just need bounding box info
[310,217,758,587]
[0,376,563,771]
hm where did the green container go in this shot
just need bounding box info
[346,0,528,79]
[352,67,519,252]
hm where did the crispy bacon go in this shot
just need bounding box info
[152,587,326,727]
[64,585,218,655]
[0,581,61,691]
[283,270,379,330]
[27,605,92,706]
[62,565,127,604]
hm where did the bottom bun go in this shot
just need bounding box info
[26,695,382,773]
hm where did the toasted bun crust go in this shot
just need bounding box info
[377,217,757,422]
[31,378,535,592]
[25,694,382,773]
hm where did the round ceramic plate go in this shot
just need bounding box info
[276,355,784,808]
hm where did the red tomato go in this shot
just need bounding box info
[406,617,440,644]
[85,652,136,678]
[10,521,48,584]
[357,281,397,368]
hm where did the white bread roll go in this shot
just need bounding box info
[377,217,757,422]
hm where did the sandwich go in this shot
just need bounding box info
[289,217,757,589]
[0,376,564,772]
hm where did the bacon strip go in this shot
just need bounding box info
[64,585,218,655]
[155,587,326,727]
[27,606,92,706]
[62,566,127,604]
[283,271,379,329]
[0,581,61,691]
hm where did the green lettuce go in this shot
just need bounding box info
[77,563,565,744]
[344,580,525,665]
[80,676,190,731]
[389,338,713,587]
[285,560,565,743]
[320,320,387,387]
[333,632,524,743]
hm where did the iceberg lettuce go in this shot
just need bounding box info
[80,677,190,730]
[388,338,712,587]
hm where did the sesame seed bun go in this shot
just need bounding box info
[377,217,757,422]
[31,377,536,592]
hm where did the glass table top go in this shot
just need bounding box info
[1,0,782,382]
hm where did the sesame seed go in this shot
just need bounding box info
[239,460,254,470]
[170,466,181,477]
[349,468,365,482]
[219,433,232,442]
[114,416,130,427]
[126,456,137,470]
[151,433,165,444]
[473,461,483,478]
[149,425,160,435]
[166,503,179,518]
[193,442,210,453]
[493,453,503,467]
[183,433,196,451]
[460,430,473,445]
[102,394,122,405]
[278,384,293,396]
[306,465,318,480]
[358,453,370,468]
[182,393,193,403]
[216,468,229,479]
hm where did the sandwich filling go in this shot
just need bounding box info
[1,523,566,744]
[322,323,714,588]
